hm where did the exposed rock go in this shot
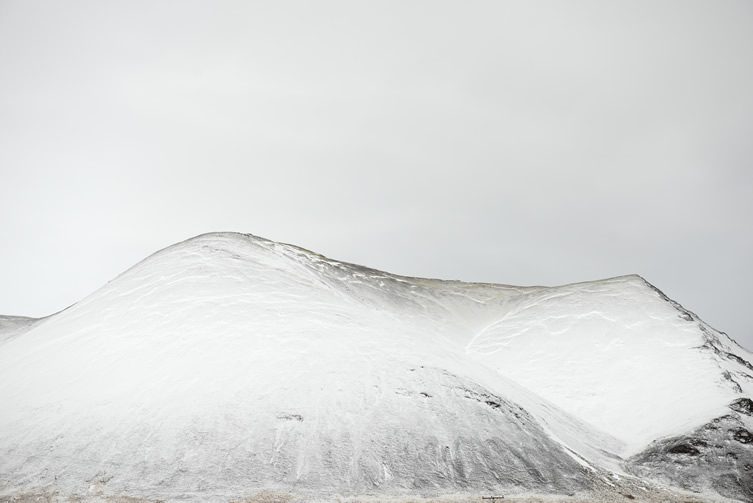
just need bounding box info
[730,397,753,416]
[628,414,753,502]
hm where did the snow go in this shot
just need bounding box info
[465,275,753,453]
[0,315,38,344]
[0,232,750,500]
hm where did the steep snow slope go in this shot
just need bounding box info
[465,276,753,453]
[0,232,749,501]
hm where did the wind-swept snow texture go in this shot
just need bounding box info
[0,233,751,502]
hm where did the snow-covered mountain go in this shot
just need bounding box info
[0,233,751,502]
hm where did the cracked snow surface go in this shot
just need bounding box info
[0,233,751,502]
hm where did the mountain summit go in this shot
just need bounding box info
[1,233,751,502]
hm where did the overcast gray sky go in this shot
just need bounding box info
[1,1,752,349]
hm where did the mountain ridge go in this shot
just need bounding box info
[1,232,750,501]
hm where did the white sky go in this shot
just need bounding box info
[1,1,752,349]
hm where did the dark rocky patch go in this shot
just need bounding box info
[730,397,753,415]
[628,414,753,502]
[667,443,700,456]
[696,322,753,375]
[455,384,531,421]
[732,428,752,444]
[725,351,753,372]
[722,371,743,393]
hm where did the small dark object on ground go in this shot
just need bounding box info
[667,443,700,455]
[732,428,752,444]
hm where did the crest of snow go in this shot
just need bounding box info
[465,274,752,453]
[1,232,750,498]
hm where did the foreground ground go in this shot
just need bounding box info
[0,484,737,503]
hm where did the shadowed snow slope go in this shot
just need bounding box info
[0,315,38,344]
[0,232,750,501]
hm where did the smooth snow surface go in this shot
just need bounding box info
[0,232,750,500]
[465,275,753,453]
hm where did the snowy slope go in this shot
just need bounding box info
[465,275,753,453]
[0,315,38,344]
[0,232,750,501]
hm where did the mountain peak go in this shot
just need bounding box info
[1,233,751,501]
